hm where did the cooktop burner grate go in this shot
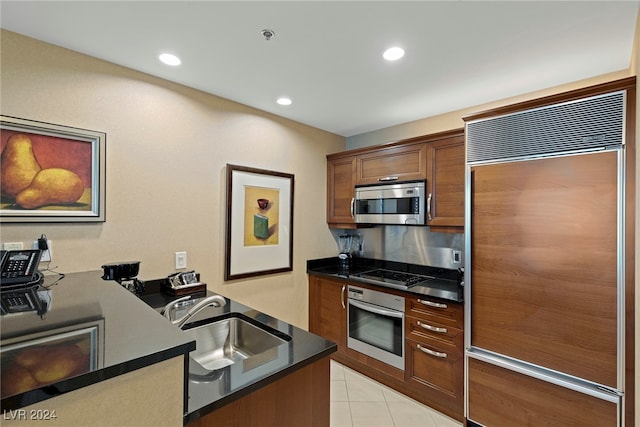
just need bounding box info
[353,269,432,289]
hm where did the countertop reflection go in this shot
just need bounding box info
[0,271,194,410]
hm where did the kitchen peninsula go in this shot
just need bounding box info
[1,271,336,426]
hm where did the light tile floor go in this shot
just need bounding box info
[330,360,463,427]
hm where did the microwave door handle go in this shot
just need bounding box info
[350,197,355,219]
[349,299,403,319]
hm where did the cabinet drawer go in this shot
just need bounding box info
[407,297,463,328]
[405,339,462,399]
[406,316,463,349]
[468,358,619,427]
[356,143,426,185]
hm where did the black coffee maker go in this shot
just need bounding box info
[101,261,145,294]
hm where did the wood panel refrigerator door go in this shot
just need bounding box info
[470,150,619,388]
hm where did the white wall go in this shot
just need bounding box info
[346,71,631,150]
[0,30,345,328]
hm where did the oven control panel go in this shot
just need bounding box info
[348,287,364,300]
[347,286,405,312]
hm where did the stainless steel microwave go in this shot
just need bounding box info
[354,181,425,225]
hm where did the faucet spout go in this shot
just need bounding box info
[163,295,226,328]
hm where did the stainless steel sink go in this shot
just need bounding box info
[182,314,290,371]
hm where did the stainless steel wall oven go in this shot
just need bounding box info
[347,285,405,370]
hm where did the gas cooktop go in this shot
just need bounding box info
[350,268,437,290]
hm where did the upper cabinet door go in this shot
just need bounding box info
[326,154,357,227]
[426,135,465,227]
[355,143,427,185]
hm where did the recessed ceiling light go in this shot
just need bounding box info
[383,47,405,61]
[159,53,181,66]
[277,97,292,106]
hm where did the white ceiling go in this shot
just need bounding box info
[1,1,638,137]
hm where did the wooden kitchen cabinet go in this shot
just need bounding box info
[326,129,464,229]
[308,275,347,359]
[405,294,464,419]
[467,358,618,427]
[326,154,357,228]
[308,274,465,421]
[355,142,427,185]
[425,132,465,228]
[189,357,330,427]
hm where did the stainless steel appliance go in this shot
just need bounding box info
[465,89,630,426]
[354,181,425,225]
[351,269,429,290]
[347,285,405,370]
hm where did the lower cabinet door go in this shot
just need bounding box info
[467,358,619,427]
[405,339,463,411]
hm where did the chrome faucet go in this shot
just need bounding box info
[161,294,226,328]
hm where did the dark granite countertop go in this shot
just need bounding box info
[139,286,337,424]
[307,257,464,303]
[0,270,195,411]
[1,272,337,424]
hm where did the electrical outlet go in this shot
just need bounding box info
[452,250,462,264]
[175,251,187,269]
[33,239,52,262]
[3,242,23,250]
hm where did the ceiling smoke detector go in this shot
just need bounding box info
[261,29,275,41]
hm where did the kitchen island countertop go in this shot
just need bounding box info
[0,270,195,411]
[1,271,336,425]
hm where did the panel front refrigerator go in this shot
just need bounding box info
[464,90,628,427]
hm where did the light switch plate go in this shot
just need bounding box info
[175,251,187,269]
[3,242,24,250]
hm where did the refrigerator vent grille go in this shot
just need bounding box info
[466,91,624,163]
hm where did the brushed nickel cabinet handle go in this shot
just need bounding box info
[417,321,447,334]
[341,285,346,309]
[377,176,399,182]
[417,344,447,359]
[427,192,432,221]
[417,299,447,309]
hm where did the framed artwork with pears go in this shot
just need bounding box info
[0,116,106,223]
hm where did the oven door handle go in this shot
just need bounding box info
[349,299,403,319]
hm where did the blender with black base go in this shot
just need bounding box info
[338,235,353,274]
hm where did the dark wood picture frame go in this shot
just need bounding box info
[225,164,294,280]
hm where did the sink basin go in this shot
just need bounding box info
[181,313,290,371]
